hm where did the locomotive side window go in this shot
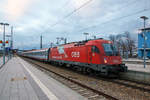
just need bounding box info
[92,46,100,53]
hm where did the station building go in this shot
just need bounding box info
[138,27,150,59]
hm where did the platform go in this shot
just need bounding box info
[123,58,150,63]
[120,59,150,83]
[126,63,150,73]
[0,56,8,67]
[123,58,150,73]
[0,57,87,100]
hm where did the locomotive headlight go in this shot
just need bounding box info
[104,58,107,63]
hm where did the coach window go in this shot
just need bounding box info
[92,46,100,53]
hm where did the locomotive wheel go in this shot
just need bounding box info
[76,66,82,72]
[72,66,81,72]
[58,62,64,67]
[82,67,88,74]
[53,61,59,66]
[86,67,94,75]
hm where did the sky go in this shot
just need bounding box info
[0,0,150,50]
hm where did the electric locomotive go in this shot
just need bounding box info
[49,39,127,76]
[20,38,127,76]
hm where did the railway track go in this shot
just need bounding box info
[38,66,117,100]
[111,79,150,93]
[23,57,117,100]
[22,57,150,100]
[93,76,150,93]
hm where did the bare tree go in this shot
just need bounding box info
[109,32,136,58]
[109,34,125,57]
[123,31,135,57]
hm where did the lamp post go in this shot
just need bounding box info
[10,26,13,58]
[56,37,60,45]
[0,23,9,65]
[60,37,67,44]
[140,16,148,68]
[50,42,53,48]
[92,35,96,39]
[40,34,42,49]
[83,33,89,40]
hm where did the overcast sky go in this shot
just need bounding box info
[0,0,150,49]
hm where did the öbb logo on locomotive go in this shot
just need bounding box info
[71,52,80,58]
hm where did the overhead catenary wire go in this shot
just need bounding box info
[51,0,140,28]
[51,0,139,28]
[40,0,141,34]
[51,0,93,27]
[39,0,94,46]
[79,8,150,33]
[39,0,149,46]
[43,0,142,34]
[114,0,141,11]
[41,0,93,35]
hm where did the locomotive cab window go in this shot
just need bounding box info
[92,46,100,53]
[103,43,119,56]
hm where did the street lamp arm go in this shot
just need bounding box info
[140,16,149,20]
[0,23,9,26]
[0,23,4,25]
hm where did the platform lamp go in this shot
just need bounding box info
[92,35,96,39]
[56,37,60,45]
[0,22,9,65]
[40,34,42,49]
[83,33,89,40]
[140,16,148,68]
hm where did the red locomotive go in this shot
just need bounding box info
[21,39,127,76]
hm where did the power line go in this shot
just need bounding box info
[40,0,148,39]
[41,0,93,35]
[51,0,93,27]
[40,0,138,34]
[48,0,140,34]
[51,0,139,28]
[62,0,71,8]
[116,0,140,11]
[56,0,72,12]
[79,8,150,32]
[51,0,139,27]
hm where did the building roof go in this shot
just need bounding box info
[140,27,150,31]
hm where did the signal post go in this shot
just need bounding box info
[0,23,9,65]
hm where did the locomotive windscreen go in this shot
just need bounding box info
[103,43,119,56]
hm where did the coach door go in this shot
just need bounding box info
[91,46,100,64]
[87,46,92,64]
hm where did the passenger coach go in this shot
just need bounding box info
[22,48,50,61]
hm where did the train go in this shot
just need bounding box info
[19,38,127,76]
